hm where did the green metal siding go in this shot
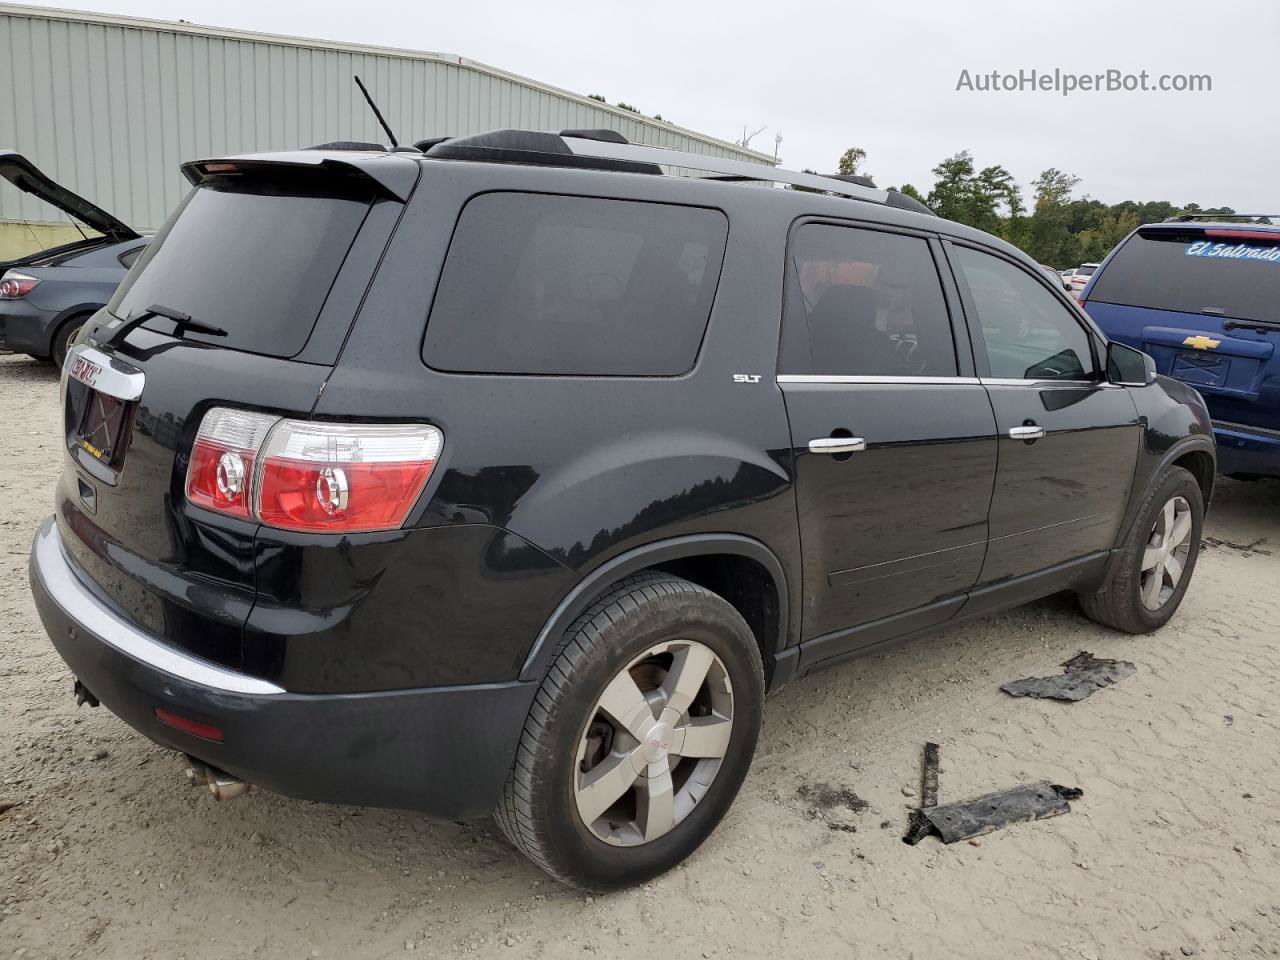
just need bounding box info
[0,4,773,231]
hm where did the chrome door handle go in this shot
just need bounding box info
[808,436,867,454]
[1008,425,1045,440]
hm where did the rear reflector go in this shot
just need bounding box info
[155,707,224,742]
[185,407,443,533]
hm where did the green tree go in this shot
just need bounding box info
[924,152,1017,235]
[837,147,868,178]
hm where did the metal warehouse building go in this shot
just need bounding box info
[0,2,772,253]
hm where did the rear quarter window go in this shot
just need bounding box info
[422,192,728,376]
[1089,229,1280,324]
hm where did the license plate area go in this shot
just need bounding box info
[1171,351,1230,389]
[73,389,134,471]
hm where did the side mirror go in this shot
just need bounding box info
[1061,278,1072,292]
[1107,341,1157,386]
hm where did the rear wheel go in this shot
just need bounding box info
[1079,465,1203,633]
[50,314,88,369]
[495,573,764,890]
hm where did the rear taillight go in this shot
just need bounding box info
[0,271,39,299]
[186,408,277,519]
[185,407,443,533]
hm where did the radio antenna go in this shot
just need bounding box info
[353,75,399,148]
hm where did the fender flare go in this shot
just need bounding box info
[518,533,790,683]
[1102,434,1216,587]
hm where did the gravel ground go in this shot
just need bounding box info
[2,351,1278,959]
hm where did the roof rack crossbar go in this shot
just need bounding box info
[560,137,891,205]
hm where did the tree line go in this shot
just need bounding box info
[807,147,1242,269]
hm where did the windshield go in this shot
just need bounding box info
[1088,229,1280,324]
[108,181,372,358]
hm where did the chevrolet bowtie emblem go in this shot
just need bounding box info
[1182,335,1221,350]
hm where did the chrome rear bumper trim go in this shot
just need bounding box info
[31,518,284,696]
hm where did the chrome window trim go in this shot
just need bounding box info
[32,520,285,696]
[64,344,145,402]
[979,378,1106,388]
[776,375,983,386]
[776,374,1123,390]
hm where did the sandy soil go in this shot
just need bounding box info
[2,351,1278,960]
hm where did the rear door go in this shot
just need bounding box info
[1083,225,1280,433]
[947,242,1140,585]
[778,221,998,663]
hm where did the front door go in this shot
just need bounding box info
[778,222,999,660]
[947,242,1141,584]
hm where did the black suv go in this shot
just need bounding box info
[29,130,1215,890]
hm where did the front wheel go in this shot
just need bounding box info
[1079,465,1204,633]
[495,573,764,890]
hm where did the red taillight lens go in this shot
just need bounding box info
[185,408,442,533]
[185,409,277,520]
[256,421,442,533]
[0,271,39,299]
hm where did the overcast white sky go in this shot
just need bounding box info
[26,0,1280,210]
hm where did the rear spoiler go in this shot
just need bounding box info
[180,151,421,202]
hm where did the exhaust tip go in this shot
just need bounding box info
[183,756,254,801]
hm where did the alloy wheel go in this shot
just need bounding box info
[1140,495,1193,611]
[573,639,734,847]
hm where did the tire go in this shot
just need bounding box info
[1079,465,1204,633]
[495,573,764,890]
[50,315,88,369]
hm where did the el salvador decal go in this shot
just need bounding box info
[1185,240,1280,263]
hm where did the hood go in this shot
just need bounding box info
[0,150,139,241]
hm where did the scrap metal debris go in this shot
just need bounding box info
[913,783,1083,843]
[903,742,1083,845]
[1001,651,1136,702]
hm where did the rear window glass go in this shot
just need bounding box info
[108,182,372,357]
[423,192,728,376]
[1088,230,1280,324]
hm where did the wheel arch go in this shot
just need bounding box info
[519,534,790,687]
[1102,435,1215,589]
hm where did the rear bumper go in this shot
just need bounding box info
[1213,420,1280,478]
[28,517,536,818]
[0,301,57,353]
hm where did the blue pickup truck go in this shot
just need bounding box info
[1082,216,1280,479]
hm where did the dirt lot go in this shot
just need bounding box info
[2,351,1278,960]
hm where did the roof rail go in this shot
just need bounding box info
[1165,213,1280,223]
[560,136,891,205]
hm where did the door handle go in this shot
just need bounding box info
[1008,424,1046,441]
[808,436,867,455]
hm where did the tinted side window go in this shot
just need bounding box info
[952,246,1097,381]
[117,246,143,269]
[780,224,957,377]
[423,193,728,376]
